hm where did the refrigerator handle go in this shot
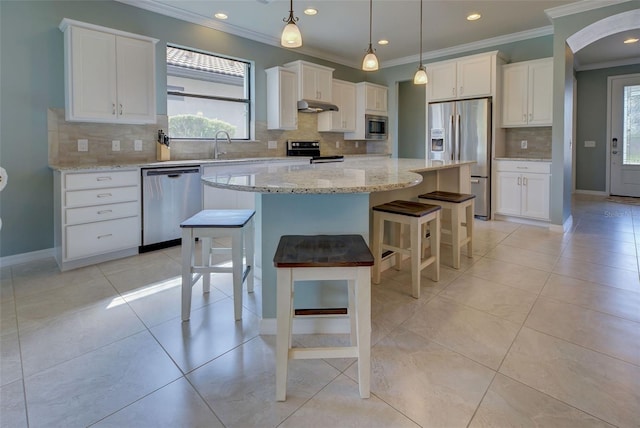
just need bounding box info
[455,114,461,160]
[449,115,455,161]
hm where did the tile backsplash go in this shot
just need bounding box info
[48,109,372,166]
[503,127,552,159]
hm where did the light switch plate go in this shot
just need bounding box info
[134,140,143,151]
[520,140,527,149]
[267,140,277,149]
[335,141,340,148]
[112,140,120,151]
[584,140,596,148]
[355,141,359,148]
[77,139,88,152]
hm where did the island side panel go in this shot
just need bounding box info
[260,192,371,320]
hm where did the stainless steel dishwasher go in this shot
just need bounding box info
[141,166,202,252]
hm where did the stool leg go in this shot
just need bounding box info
[372,213,383,284]
[394,222,402,271]
[181,228,194,322]
[201,237,212,294]
[432,213,440,282]
[276,268,293,401]
[451,205,461,269]
[410,220,421,299]
[246,218,255,293]
[356,267,371,399]
[231,230,243,321]
[348,280,357,345]
[466,202,474,258]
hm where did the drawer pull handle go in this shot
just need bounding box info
[97,193,112,198]
[97,210,113,215]
[516,166,528,169]
[470,179,480,183]
[97,234,113,239]
[97,177,112,181]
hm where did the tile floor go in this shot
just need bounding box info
[1,195,639,427]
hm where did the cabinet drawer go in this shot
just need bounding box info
[65,201,138,225]
[65,186,139,207]
[65,216,139,260]
[65,170,138,190]
[495,161,550,174]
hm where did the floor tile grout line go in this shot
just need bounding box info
[8,265,31,428]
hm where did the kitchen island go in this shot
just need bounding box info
[201,157,473,333]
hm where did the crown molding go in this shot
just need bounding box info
[545,0,633,19]
[381,26,553,69]
[575,56,640,71]
[114,0,358,68]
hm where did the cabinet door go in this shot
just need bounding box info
[427,61,457,101]
[501,64,528,127]
[266,67,297,130]
[457,55,492,98]
[495,172,522,216]
[527,60,553,126]
[299,64,318,100]
[69,27,117,121]
[521,173,550,220]
[341,82,357,130]
[365,84,387,112]
[115,36,155,123]
[315,67,333,102]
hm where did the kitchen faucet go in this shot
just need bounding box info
[213,130,232,159]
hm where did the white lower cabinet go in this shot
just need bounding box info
[202,167,255,210]
[495,160,550,220]
[54,168,141,270]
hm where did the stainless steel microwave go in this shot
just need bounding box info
[365,114,388,140]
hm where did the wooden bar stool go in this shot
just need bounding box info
[418,191,475,269]
[180,209,255,322]
[372,200,441,299]
[274,234,374,401]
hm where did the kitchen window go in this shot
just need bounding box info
[167,46,251,140]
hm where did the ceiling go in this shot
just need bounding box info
[120,0,640,70]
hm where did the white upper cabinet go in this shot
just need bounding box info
[59,19,157,124]
[266,66,298,130]
[318,79,356,132]
[364,82,388,113]
[501,58,553,127]
[284,60,334,102]
[427,53,493,102]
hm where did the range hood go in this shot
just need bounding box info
[297,99,339,113]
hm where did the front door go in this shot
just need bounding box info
[610,74,640,196]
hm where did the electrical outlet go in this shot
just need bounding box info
[77,139,88,152]
[267,140,277,149]
[134,139,143,151]
[112,140,120,151]
[520,140,527,149]
[336,141,340,148]
[584,140,596,148]
[355,141,359,148]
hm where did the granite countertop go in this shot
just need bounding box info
[494,157,551,162]
[201,158,474,194]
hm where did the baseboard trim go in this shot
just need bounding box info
[260,316,351,335]
[574,189,608,196]
[0,248,54,267]
[549,215,574,233]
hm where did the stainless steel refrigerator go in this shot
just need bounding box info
[428,97,491,219]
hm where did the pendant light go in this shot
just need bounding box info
[362,0,379,71]
[281,0,302,48]
[413,0,428,84]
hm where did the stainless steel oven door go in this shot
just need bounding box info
[365,114,388,140]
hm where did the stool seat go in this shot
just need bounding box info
[372,200,441,217]
[180,209,255,228]
[274,234,373,401]
[274,235,374,268]
[372,200,441,298]
[180,209,255,322]
[418,191,476,204]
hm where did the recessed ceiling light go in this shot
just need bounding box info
[304,8,318,15]
[378,39,389,45]
[623,37,639,44]
[214,12,228,20]
[466,13,481,21]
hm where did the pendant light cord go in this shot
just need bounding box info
[419,0,423,65]
[369,0,373,47]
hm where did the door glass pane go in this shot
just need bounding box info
[622,84,640,165]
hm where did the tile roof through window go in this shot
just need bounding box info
[167,47,245,78]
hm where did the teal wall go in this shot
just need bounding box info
[397,81,426,158]
[0,0,365,258]
[576,64,640,192]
